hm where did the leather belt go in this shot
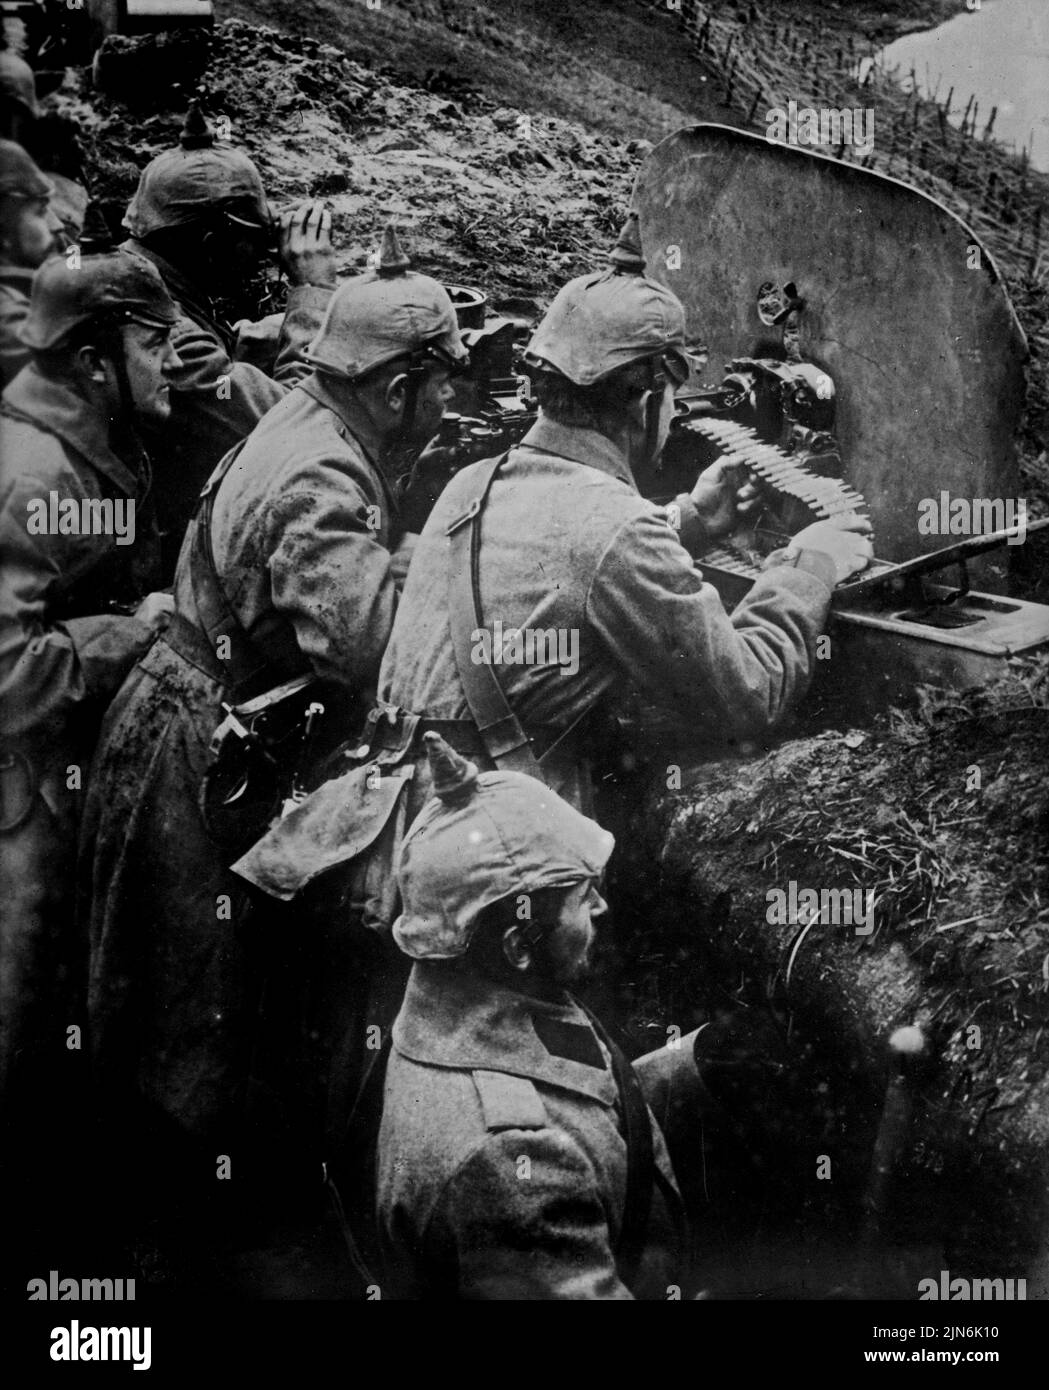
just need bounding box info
[365,712,578,768]
[160,611,304,704]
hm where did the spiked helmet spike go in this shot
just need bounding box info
[179,103,215,150]
[376,222,412,277]
[423,731,478,803]
[608,210,646,275]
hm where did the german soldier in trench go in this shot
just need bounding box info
[0,48,89,251]
[80,227,467,1284]
[371,732,690,1300]
[238,218,874,1172]
[0,251,181,1275]
[0,138,61,390]
[118,105,337,580]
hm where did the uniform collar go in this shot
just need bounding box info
[394,961,619,1107]
[518,413,637,488]
[2,362,144,495]
[295,370,387,467]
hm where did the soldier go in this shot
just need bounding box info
[239,220,873,1131]
[0,48,88,249]
[119,105,337,577]
[80,226,467,1279]
[0,138,56,388]
[0,49,37,150]
[373,732,688,1299]
[0,251,180,1273]
[371,219,872,807]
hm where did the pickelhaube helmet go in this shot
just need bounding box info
[0,137,52,201]
[123,105,271,239]
[0,50,39,121]
[523,212,690,387]
[303,223,468,381]
[20,250,178,350]
[393,733,614,961]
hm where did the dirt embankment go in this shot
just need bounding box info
[216,0,1045,505]
[594,660,1049,1291]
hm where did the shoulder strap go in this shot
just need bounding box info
[445,453,593,779]
[580,1002,656,1292]
[445,453,544,777]
[187,440,280,698]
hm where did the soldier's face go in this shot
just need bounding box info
[118,323,183,426]
[538,879,608,985]
[0,194,54,268]
[403,364,456,444]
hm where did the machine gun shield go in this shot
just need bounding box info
[630,123,1027,568]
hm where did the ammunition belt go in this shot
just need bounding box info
[682,418,899,589]
[688,417,870,522]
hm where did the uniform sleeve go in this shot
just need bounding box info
[426,1128,634,1300]
[586,510,833,733]
[164,286,329,459]
[263,468,400,689]
[0,479,152,741]
[166,314,288,456]
[271,284,332,382]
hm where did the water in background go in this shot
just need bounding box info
[864,0,1049,171]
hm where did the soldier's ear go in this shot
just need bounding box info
[501,922,534,973]
[73,342,108,386]
[383,369,409,415]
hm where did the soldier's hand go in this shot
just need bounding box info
[279,201,336,288]
[688,456,759,540]
[133,591,175,631]
[788,515,874,585]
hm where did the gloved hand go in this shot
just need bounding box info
[788,514,873,585]
[279,201,335,289]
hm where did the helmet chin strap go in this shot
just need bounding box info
[398,355,429,444]
[97,320,136,421]
[393,343,456,448]
[639,357,669,472]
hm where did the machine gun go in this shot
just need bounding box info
[629,124,1049,719]
[396,283,539,531]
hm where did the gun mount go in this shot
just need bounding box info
[630,124,1049,720]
